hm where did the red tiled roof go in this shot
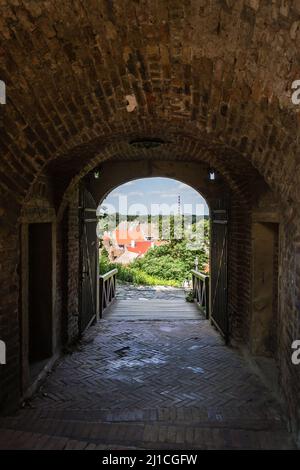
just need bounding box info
[127,241,153,255]
[115,225,145,245]
[127,240,165,255]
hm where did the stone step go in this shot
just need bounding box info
[1,405,285,428]
[0,428,140,450]
[0,420,295,450]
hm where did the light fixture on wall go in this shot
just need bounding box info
[209,169,216,181]
[94,166,102,179]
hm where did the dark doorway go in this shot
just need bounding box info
[28,223,53,365]
[251,222,279,357]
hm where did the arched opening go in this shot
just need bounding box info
[81,159,237,339]
[81,158,254,345]
[96,177,210,320]
[58,154,281,358]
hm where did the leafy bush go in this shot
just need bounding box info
[100,255,179,286]
[134,239,208,282]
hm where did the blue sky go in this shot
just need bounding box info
[100,178,209,216]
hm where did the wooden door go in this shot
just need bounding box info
[211,208,228,341]
[79,187,98,334]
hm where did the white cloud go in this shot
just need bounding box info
[128,191,144,197]
[161,193,178,198]
[109,192,125,198]
[149,190,163,195]
[151,183,191,194]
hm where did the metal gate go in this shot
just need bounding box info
[79,187,98,334]
[210,208,228,341]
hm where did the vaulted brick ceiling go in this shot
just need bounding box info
[1,0,300,211]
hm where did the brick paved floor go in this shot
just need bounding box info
[0,317,296,449]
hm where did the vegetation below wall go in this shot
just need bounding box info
[100,256,180,286]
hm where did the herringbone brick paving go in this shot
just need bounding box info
[0,317,296,449]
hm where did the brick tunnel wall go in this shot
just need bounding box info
[0,225,19,413]
[228,197,300,442]
[278,212,300,437]
[53,189,81,349]
[228,195,252,345]
[0,180,81,411]
[66,190,80,344]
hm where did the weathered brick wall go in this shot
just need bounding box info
[66,190,80,344]
[228,195,252,345]
[0,223,20,413]
[55,190,80,347]
[1,0,299,207]
[55,212,71,352]
[278,212,300,441]
[272,228,279,357]
[56,210,68,347]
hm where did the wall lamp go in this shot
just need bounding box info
[209,169,216,181]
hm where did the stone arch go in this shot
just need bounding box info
[6,114,295,216]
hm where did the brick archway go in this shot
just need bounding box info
[0,0,300,445]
